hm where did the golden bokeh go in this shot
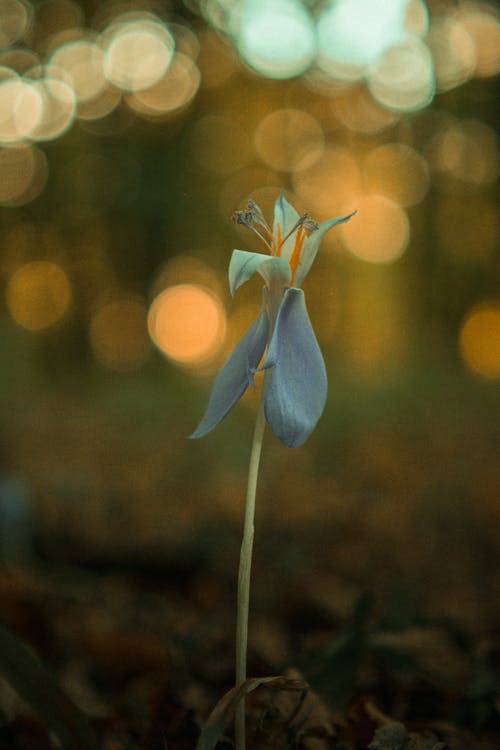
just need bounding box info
[293,146,361,218]
[254,108,324,173]
[427,16,476,92]
[339,195,410,263]
[26,74,77,141]
[197,29,237,89]
[148,284,227,368]
[103,17,174,92]
[6,261,72,331]
[368,35,435,112]
[169,23,200,61]
[0,78,26,141]
[459,8,500,78]
[89,297,151,371]
[150,256,223,300]
[331,86,399,135]
[128,53,200,117]
[427,118,499,186]
[0,145,48,206]
[76,84,121,121]
[405,0,429,37]
[10,80,44,139]
[50,39,107,104]
[363,143,430,207]
[459,303,500,380]
[0,0,31,47]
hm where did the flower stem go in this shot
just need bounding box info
[235,378,268,750]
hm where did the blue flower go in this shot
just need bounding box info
[190,193,355,447]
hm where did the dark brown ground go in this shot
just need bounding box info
[0,380,498,749]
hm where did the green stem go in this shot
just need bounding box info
[235,377,268,750]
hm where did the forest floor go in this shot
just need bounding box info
[0,378,498,748]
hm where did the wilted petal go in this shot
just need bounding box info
[294,211,356,288]
[263,288,327,448]
[229,249,291,296]
[190,298,269,439]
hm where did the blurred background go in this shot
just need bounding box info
[0,0,499,642]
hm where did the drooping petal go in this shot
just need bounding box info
[229,249,291,296]
[294,211,356,288]
[189,297,269,439]
[263,287,327,448]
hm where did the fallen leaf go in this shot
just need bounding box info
[196,675,307,750]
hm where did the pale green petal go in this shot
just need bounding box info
[294,211,356,287]
[272,190,300,259]
[229,249,291,296]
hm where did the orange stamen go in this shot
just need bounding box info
[288,224,306,284]
[273,224,283,257]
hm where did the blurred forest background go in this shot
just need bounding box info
[0,0,499,748]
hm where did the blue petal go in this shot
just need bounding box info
[294,211,357,287]
[229,250,291,296]
[189,296,269,439]
[263,288,327,448]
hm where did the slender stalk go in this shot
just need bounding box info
[235,377,268,750]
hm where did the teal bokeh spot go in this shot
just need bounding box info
[233,0,316,79]
[318,0,413,70]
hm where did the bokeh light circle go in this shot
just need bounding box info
[459,8,500,78]
[427,118,499,187]
[331,86,399,135]
[76,84,121,121]
[128,53,200,117]
[6,261,72,331]
[317,0,410,78]
[254,109,324,173]
[427,16,476,92]
[11,80,44,139]
[293,146,361,218]
[26,76,77,141]
[405,0,429,37]
[0,0,31,47]
[339,194,410,263]
[368,34,435,112]
[459,303,500,380]
[150,255,224,300]
[0,145,48,206]
[363,143,430,207]
[234,0,316,79]
[103,18,175,92]
[50,39,107,104]
[0,74,24,144]
[148,284,227,367]
[197,29,237,88]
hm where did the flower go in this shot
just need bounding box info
[190,192,355,447]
